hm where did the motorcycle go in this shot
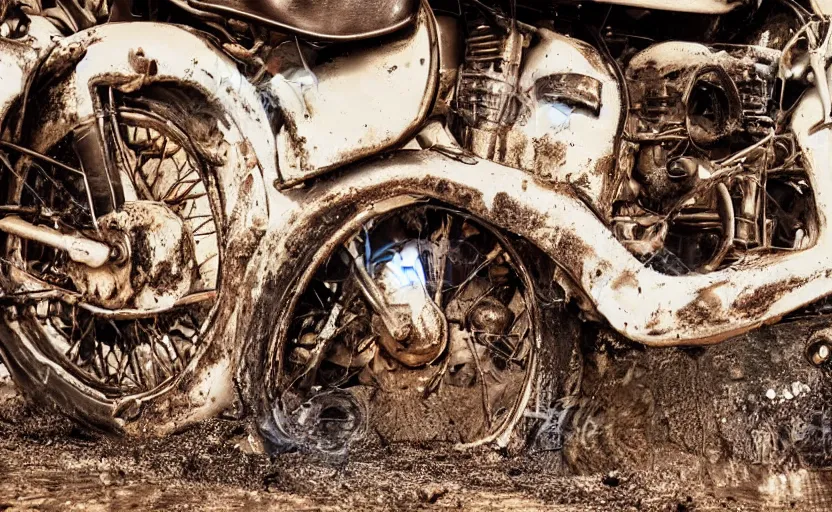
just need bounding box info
[1,0,831,452]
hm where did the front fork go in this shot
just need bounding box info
[0,90,126,268]
[74,85,145,219]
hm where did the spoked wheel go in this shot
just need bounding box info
[0,88,222,428]
[264,205,539,452]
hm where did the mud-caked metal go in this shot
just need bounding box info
[0,0,831,449]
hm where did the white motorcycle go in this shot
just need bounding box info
[0,0,831,451]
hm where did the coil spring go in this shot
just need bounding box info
[455,21,522,131]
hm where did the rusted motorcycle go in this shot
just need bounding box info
[1,0,831,452]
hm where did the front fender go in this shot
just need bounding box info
[32,22,277,222]
[17,22,276,432]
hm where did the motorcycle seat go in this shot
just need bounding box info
[185,0,420,41]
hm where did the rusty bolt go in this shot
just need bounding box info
[810,342,831,366]
[806,329,832,367]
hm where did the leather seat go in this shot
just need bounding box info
[187,0,420,41]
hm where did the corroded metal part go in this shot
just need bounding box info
[455,11,526,161]
[432,14,462,116]
[534,74,603,117]
[374,250,449,367]
[0,216,111,268]
[67,202,197,311]
[469,297,514,335]
[625,42,778,144]
[618,40,787,269]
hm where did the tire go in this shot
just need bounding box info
[0,85,227,431]
[249,201,581,453]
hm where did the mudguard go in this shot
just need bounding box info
[31,22,277,223]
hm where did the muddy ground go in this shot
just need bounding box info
[0,316,830,511]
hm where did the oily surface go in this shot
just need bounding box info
[0,316,830,511]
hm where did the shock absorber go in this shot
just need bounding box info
[454,12,525,160]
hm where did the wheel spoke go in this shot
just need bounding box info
[4,100,219,397]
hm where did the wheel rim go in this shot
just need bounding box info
[268,205,536,450]
[3,104,220,398]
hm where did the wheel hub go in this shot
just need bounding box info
[67,201,197,310]
[373,240,449,367]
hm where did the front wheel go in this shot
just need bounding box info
[257,203,580,453]
[0,87,225,430]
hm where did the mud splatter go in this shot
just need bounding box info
[732,277,811,320]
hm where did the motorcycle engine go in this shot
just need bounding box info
[614,40,817,273]
[446,2,818,274]
[625,42,779,213]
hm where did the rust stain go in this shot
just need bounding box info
[490,191,547,232]
[497,129,529,170]
[594,154,615,178]
[280,115,311,172]
[478,190,608,319]
[417,176,489,215]
[676,280,729,327]
[556,231,599,283]
[572,173,591,190]
[532,137,567,180]
[645,309,663,331]
[128,48,158,76]
[572,38,608,72]
[731,276,810,319]
[239,140,258,170]
[611,269,638,291]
